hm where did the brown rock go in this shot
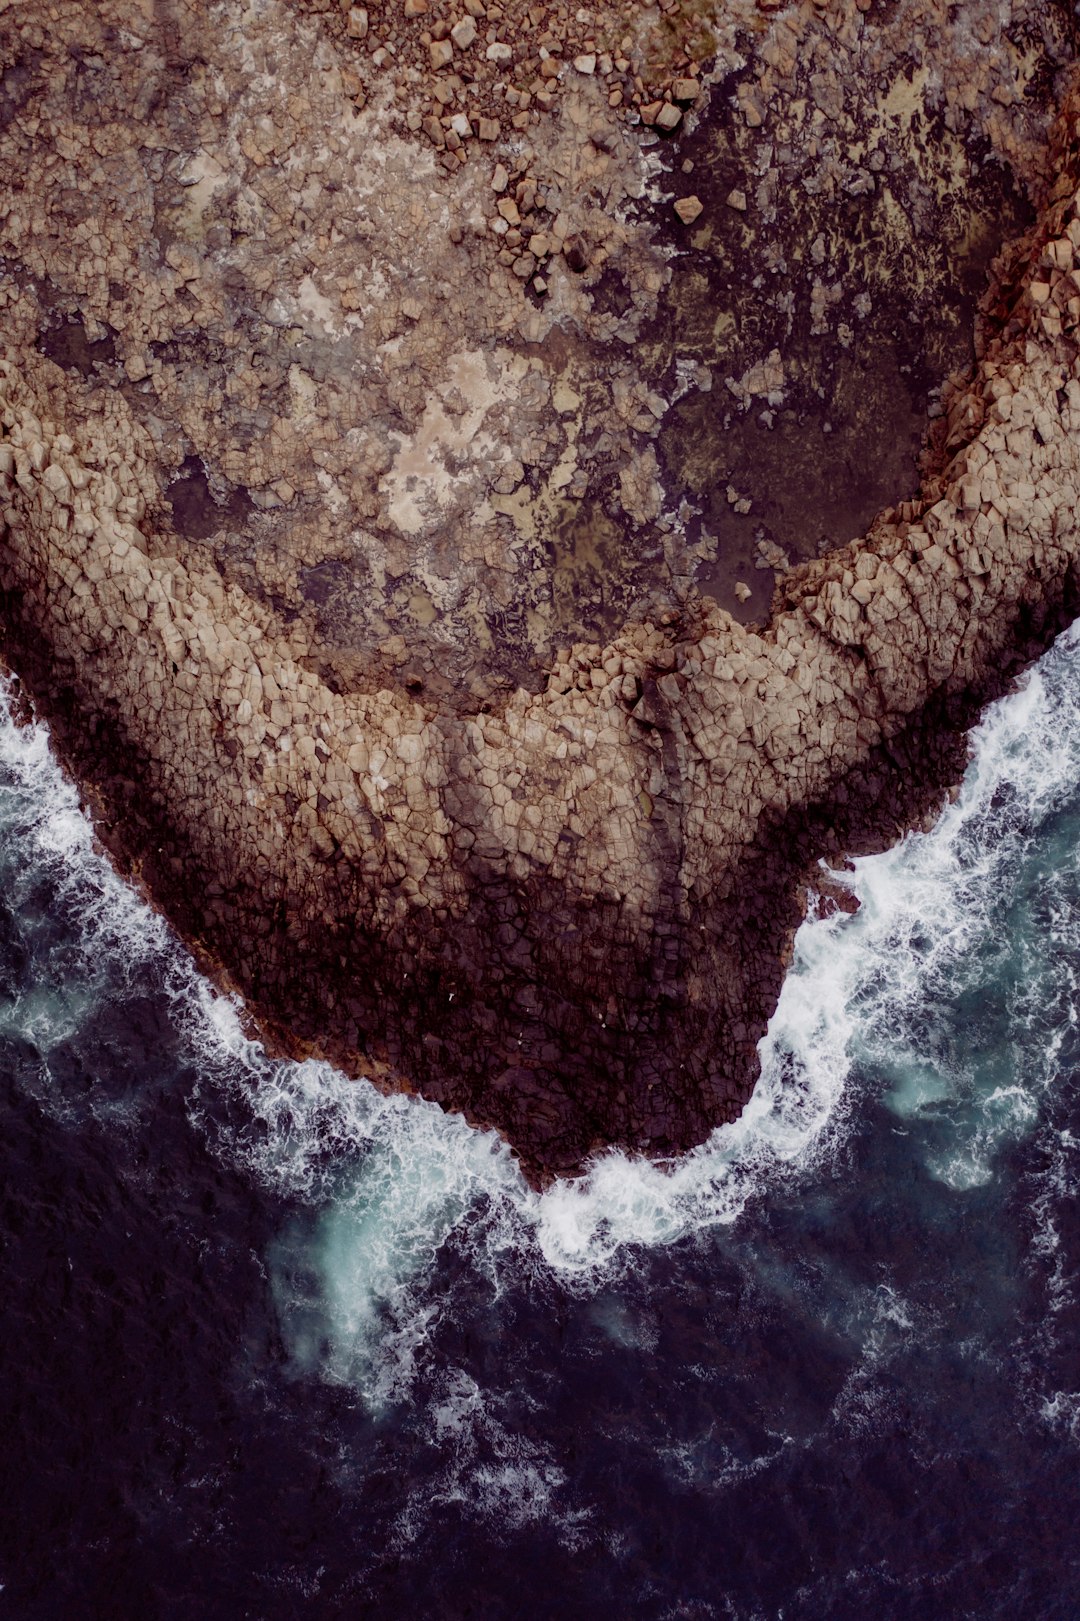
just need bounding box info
[671,77,701,101]
[2,0,1077,1192]
[674,194,703,224]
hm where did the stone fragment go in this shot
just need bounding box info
[450,16,477,49]
[429,38,453,68]
[671,78,701,101]
[346,6,368,37]
[573,53,596,74]
[655,103,682,132]
[726,189,747,211]
[674,194,703,225]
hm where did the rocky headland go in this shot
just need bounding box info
[1,0,1079,1178]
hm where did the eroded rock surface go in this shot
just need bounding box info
[1,0,1079,1177]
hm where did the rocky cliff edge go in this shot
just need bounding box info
[1,0,1079,1177]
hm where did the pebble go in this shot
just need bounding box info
[674,195,703,225]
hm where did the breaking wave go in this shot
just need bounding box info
[3,621,1080,1404]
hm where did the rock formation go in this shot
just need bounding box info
[1,0,1079,1178]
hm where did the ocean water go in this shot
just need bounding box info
[1,628,1080,1619]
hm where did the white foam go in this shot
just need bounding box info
[0,677,170,973]
[1041,1389,1080,1445]
[4,618,1080,1399]
[204,619,1080,1397]
[1029,1125,1080,1298]
[375,1363,593,1548]
[0,677,179,1125]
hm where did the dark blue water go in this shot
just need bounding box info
[1,629,1079,1620]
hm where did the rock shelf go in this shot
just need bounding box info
[1,0,1079,1178]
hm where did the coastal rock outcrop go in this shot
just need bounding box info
[1,0,1079,1177]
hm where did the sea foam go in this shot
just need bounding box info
[2,620,1080,1395]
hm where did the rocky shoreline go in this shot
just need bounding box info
[2,0,1080,1180]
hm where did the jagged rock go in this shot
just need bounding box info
[0,0,1078,1184]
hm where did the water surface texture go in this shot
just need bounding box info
[2,627,1080,1618]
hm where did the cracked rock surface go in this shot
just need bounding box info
[1,0,1079,1178]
